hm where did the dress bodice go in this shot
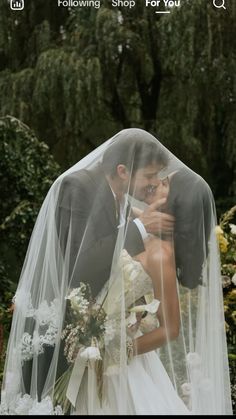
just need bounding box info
[97,249,154,315]
[121,249,154,308]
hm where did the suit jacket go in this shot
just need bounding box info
[23,163,145,398]
[56,163,145,297]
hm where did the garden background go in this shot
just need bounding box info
[0,0,235,411]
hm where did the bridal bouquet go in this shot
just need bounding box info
[54,282,109,413]
[62,283,107,363]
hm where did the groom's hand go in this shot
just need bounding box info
[138,198,175,235]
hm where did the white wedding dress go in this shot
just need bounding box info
[74,250,191,415]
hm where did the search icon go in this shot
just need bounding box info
[213,0,226,9]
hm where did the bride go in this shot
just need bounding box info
[0,129,232,415]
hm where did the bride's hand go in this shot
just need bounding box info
[135,197,174,235]
[144,177,169,207]
[137,177,174,235]
[132,177,174,236]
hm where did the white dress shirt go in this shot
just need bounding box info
[109,185,148,241]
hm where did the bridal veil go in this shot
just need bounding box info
[0,128,232,415]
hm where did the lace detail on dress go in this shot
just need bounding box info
[0,393,63,415]
[98,250,158,334]
[13,291,61,361]
[19,324,58,361]
[122,250,153,307]
[102,249,154,314]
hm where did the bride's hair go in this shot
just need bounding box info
[167,168,213,288]
[1,128,231,416]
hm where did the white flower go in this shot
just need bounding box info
[70,296,89,315]
[126,311,137,328]
[0,399,8,415]
[66,283,87,300]
[229,224,236,235]
[14,394,33,415]
[65,284,91,316]
[186,352,201,368]
[129,298,160,314]
[66,287,81,300]
[80,346,101,361]
[232,273,236,286]
[67,286,89,314]
[0,394,62,416]
[54,405,63,415]
[181,382,191,396]
[28,396,55,415]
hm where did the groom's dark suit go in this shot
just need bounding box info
[56,162,145,297]
[23,163,145,398]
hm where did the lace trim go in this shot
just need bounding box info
[19,322,59,361]
[0,394,63,415]
[13,291,61,361]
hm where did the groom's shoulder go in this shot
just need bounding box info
[60,164,104,191]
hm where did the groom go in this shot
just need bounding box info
[23,130,175,400]
[56,130,175,297]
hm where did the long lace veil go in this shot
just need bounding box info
[0,128,232,415]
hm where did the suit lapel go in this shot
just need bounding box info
[85,163,117,228]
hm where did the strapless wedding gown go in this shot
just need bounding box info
[74,250,190,415]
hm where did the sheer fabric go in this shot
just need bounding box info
[0,128,232,415]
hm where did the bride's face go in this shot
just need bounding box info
[128,162,164,201]
[144,177,170,205]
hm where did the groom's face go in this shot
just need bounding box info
[128,162,163,201]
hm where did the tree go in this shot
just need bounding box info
[0,115,61,283]
[156,0,236,213]
[0,115,61,388]
[0,0,235,212]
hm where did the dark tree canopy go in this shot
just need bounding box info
[0,1,235,405]
[0,0,235,213]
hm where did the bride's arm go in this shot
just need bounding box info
[133,237,180,355]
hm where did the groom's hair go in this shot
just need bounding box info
[102,131,168,177]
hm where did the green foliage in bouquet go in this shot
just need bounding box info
[62,283,107,364]
[54,283,107,413]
